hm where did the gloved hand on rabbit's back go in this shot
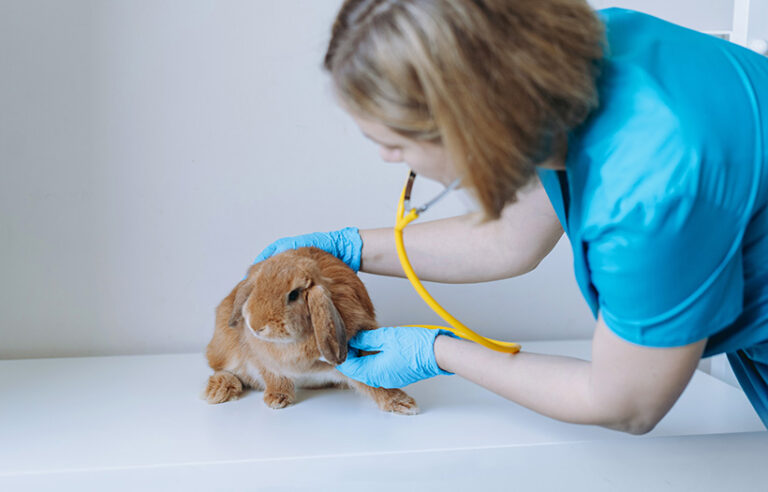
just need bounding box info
[251,227,363,272]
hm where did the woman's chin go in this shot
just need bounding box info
[410,171,459,188]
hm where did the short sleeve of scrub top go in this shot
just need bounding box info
[535,7,768,426]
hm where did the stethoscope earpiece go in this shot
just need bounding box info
[402,170,462,215]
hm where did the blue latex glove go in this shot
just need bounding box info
[335,326,456,388]
[252,226,363,272]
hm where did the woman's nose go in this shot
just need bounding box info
[379,147,403,163]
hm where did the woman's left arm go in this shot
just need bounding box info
[434,314,707,434]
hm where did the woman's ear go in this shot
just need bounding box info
[307,284,347,365]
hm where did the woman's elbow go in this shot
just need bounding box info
[593,398,666,435]
[609,410,664,435]
[620,417,658,435]
[512,254,544,277]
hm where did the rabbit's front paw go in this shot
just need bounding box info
[204,371,243,404]
[264,391,295,409]
[378,388,419,415]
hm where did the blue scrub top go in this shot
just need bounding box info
[536,8,768,426]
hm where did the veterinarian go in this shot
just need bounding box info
[255,0,768,433]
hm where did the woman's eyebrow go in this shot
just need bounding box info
[361,132,398,147]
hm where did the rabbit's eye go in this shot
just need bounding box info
[287,288,301,303]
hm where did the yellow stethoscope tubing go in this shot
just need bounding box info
[394,173,521,353]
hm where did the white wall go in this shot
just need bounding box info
[594,0,768,47]
[0,1,754,359]
[750,0,768,44]
[0,0,595,359]
[591,0,734,31]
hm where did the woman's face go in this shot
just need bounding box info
[349,113,461,186]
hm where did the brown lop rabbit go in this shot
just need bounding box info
[204,247,419,415]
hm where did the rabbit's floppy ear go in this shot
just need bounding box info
[307,284,347,365]
[228,279,254,327]
[228,265,260,327]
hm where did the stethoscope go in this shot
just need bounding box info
[395,170,521,353]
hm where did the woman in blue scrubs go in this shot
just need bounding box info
[255,1,768,432]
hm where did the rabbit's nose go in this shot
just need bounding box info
[244,314,266,336]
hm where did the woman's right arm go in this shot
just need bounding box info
[359,175,563,283]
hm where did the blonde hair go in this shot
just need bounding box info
[324,0,604,220]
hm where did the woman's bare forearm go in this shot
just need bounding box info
[360,212,500,282]
[433,317,706,434]
[434,335,604,426]
[359,179,563,283]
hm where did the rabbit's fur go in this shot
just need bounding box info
[204,247,418,415]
